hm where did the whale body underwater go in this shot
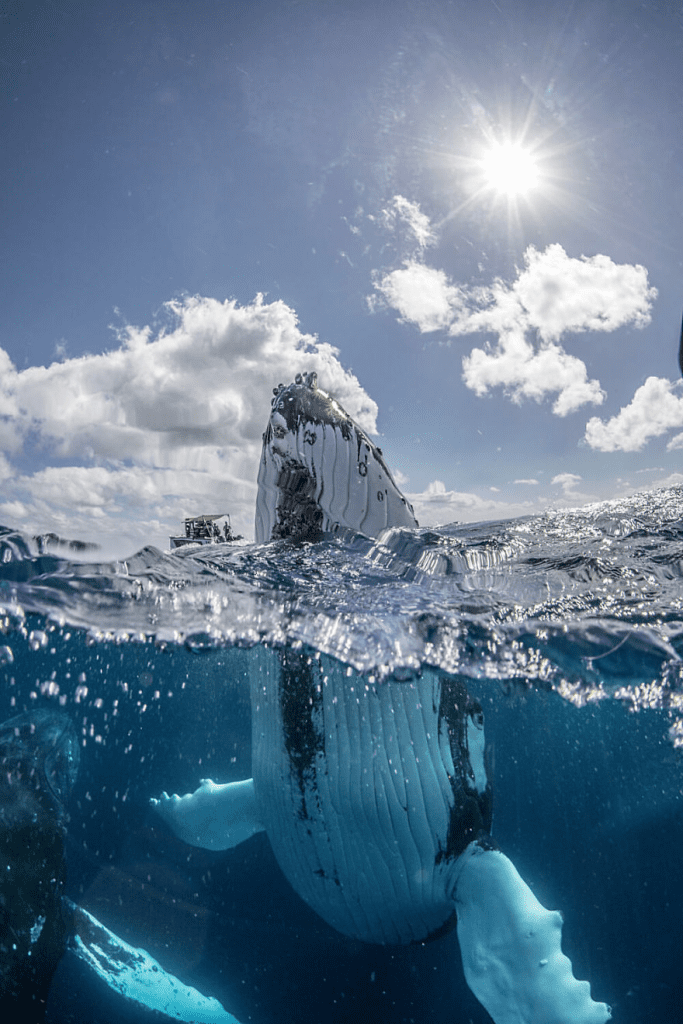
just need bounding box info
[0,709,77,1016]
[0,708,247,1022]
[153,374,612,1024]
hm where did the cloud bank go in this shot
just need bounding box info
[0,295,377,552]
[372,209,657,417]
[585,377,683,452]
[406,479,536,527]
[0,286,597,553]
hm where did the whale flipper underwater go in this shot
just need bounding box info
[154,378,611,1024]
[0,709,236,1023]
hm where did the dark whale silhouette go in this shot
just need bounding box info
[0,706,236,1022]
[0,708,78,1020]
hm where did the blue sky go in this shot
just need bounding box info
[1,0,682,553]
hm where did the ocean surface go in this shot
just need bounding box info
[2,485,683,1023]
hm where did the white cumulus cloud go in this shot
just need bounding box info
[371,261,463,333]
[0,294,377,552]
[550,472,595,503]
[585,376,683,452]
[372,229,657,417]
[551,472,582,493]
[510,244,655,341]
[462,329,605,416]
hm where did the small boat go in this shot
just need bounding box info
[170,513,242,550]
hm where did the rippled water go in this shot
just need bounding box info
[4,485,683,718]
[1,487,683,1023]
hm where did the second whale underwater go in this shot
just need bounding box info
[0,707,238,1023]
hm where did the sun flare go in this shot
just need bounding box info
[482,143,540,197]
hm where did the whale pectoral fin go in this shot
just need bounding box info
[453,842,611,1024]
[69,901,241,1022]
[151,777,264,851]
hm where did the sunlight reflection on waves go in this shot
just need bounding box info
[1,487,683,734]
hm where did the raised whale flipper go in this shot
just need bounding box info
[151,777,264,850]
[255,372,418,542]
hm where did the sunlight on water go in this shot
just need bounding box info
[2,486,683,724]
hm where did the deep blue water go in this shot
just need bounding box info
[2,487,683,1023]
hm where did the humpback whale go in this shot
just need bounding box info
[153,378,611,1024]
[255,372,418,542]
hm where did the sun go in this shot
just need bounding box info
[481,143,540,197]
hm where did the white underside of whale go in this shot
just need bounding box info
[153,652,611,1024]
[252,656,465,944]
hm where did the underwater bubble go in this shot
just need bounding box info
[28,629,48,651]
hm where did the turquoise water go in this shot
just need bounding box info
[2,487,683,1022]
